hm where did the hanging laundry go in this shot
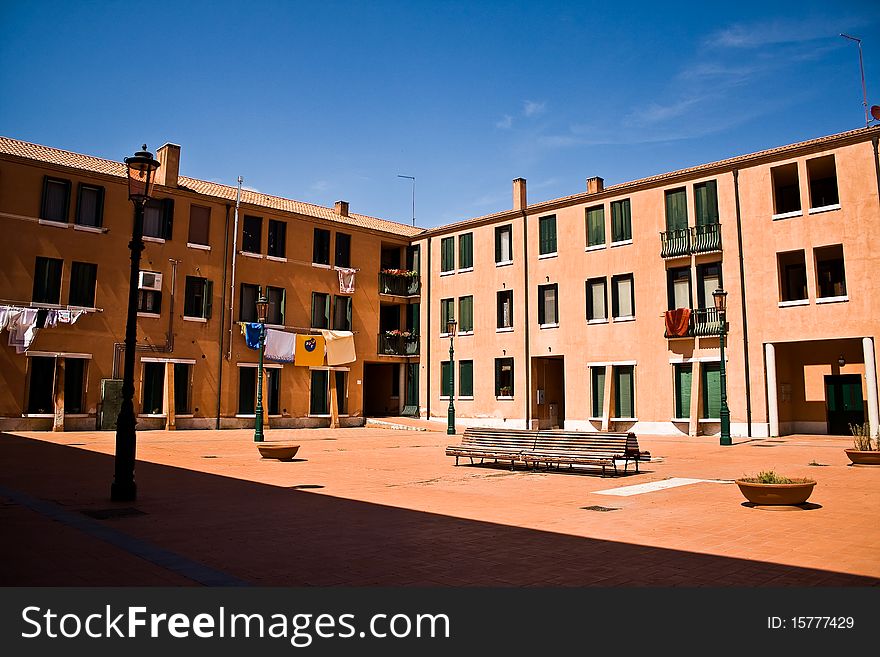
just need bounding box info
[69,309,84,324]
[56,309,71,324]
[43,309,59,328]
[8,308,39,352]
[337,268,357,294]
[294,334,326,367]
[0,306,12,331]
[264,328,296,363]
[243,322,263,350]
[664,308,691,338]
[321,329,356,365]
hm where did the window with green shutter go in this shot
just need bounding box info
[586,206,605,247]
[441,237,455,273]
[440,298,454,333]
[591,367,605,418]
[694,180,719,226]
[539,215,557,255]
[702,363,721,419]
[458,296,473,332]
[611,199,632,243]
[440,360,452,397]
[459,360,473,397]
[613,365,635,418]
[310,370,329,415]
[675,364,692,419]
[495,225,512,264]
[311,292,330,328]
[458,233,473,270]
[665,188,688,231]
[33,256,63,304]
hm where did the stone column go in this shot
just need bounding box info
[689,360,701,437]
[165,362,176,431]
[863,337,879,438]
[262,369,270,430]
[52,357,65,432]
[329,371,340,429]
[765,343,779,438]
[601,365,613,432]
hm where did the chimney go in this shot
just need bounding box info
[334,200,350,217]
[155,143,181,188]
[586,176,604,194]
[513,178,527,210]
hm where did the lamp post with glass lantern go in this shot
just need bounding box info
[254,292,269,442]
[446,318,457,435]
[111,146,160,502]
[713,287,731,446]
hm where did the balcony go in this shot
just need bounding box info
[378,332,420,356]
[660,223,722,258]
[379,271,420,296]
[664,308,724,338]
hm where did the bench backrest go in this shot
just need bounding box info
[531,431,640,457]
[460,428,539,450]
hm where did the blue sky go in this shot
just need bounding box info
[1,0,877,228]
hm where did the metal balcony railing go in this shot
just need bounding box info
[378,333,420,356]
[660,223,722,257]
[691,223,722,254]
[379,272,421,296]
[692,307,724,337]
[660,228,690,258]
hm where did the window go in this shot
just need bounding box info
[335,232,351,268]
[495,358,514,397]
[497,290,513,329]
[183,277,212,319]
[313,228,330,265]
[242,215,262,254]
[64,357,87,415]
[674,364,692,419]
[33,256,62,304]
[611,199,632,243]
[495,225,512,263]
[458,232,473,269]
[538,283,558,325]
[268,219,286,258]
[267,369,280,416]
[406,244,420,273]
[335,371,348,415]
[701,363,721,419]
[333,295,352,331]
[440,237,454,273]
[137,289,162,314]
[69,261,97,307]
[665,188,688,231]
[586,206,605,247]
[440,360,453,397]
[459,360,474,397]
[458,296,473,333]
[310,370,329,415]
[238,283,259,322]
[142,362,165,414]
[590,366,605,418]
[260,286,282,325]
[75,184,104,228]
[611,274,634,319]
[667,267,691,310]
[772,163,801,215]
[173,363,192,415]
[613,365,635,418]
[539,215,557,255]
[778,251,808,302]
[41,177,70,223]
[143,199,174,240]
[815,245,847,299]
[807,156,839,209]
[694,180,719,225]
[188,205,211,246]
[26,356,55,414]
[311,292,330,328]
[586,278,607,321]
[696,263,721,309]
[238,367,256,414]
[440,298,454,333]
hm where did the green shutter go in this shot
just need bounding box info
[702,364,721,419]
[675,364,692,419]
[459,296,473,332]
[539,216,556,254]
[665,189,687,231]
[495,228,502,262]
[591,367,605,417]
[459,233,473,269]
[440,299,454,332]
[695,180,719,226]
[440,361,452,397]
[460,360,473,397]
[441,237,454,272]
[614,366,634,418]
[612,199,632,242]
[587,207,605,246]
[203,279,213,319]
[310,370,328,415]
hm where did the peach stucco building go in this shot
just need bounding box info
[1,126,878,438]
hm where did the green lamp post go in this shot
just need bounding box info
[713,287,731,446]
[446,318,457,435]
[254,292,269,443]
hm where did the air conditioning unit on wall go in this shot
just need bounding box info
[138,271,163,291]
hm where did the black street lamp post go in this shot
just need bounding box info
[254,292,269,442]
[111,146,160,502]
[446,318,457,435]
[713,287,731,446]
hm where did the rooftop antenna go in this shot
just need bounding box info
[840,34,871,127]
[397,173,416,226]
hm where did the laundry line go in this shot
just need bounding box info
[237,322,359,335]
[0,299,103,313]
[235,253,360,273]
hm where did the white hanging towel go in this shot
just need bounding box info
[263,328,296,363]
[8,308,39,352]
[0,306,12,331]
[337,268,356,294]
[321,329,356,365]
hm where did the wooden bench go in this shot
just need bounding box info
[522,430,645,476]
[445,427,539,469]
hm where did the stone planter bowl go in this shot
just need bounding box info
[257,443,301,461]
[844,449,880,465]
[735,479,816,506]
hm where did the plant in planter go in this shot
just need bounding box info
[845,421,880,465]
[498,386,513,397]
[735,470,816,506]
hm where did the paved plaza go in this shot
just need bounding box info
[1,425,878,586]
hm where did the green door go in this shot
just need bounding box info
[825,374,864,435]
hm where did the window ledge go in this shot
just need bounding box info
[611,417,638,422]
[539,323,559,329]
[186,242,211,251]
[588,417,604,422]
[808,203,841,215]
[613,316,636,323]
[68,305,97,312]
[772,210,802,221]
[671,418,690,423]
[778,299,809,308]
[495,260,514,268]
[138,414,167,418]
[240,251,263,258]
[457,330,474,336]
[610,239,633,248]
[266,255,287,262]
[23,414,54,418]
[698,418,720,423]
[538,252,558,260]
[143,236,166,244]
[439,270,455,277]
[496,396,515,401]
[175,414,194,418]
[308,414,332,418]
[440,332,450,338]
[457,267,473,274]
[182,316,208,323]
[311,262,332,269]
[137,312,161,319]
[38,219,69,228]
[63,414,92,418]
[496,327,514,333]
[585,244,606,252]
[265,323,286,329]
[235,414,256,418]
[816,295,848,304]
[587,319,609,325]
[458,396,474,401]
[74,224,106,234]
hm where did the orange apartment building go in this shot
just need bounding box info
[416,126,880,438]
[1,126,878,438]
[0,137,422,431]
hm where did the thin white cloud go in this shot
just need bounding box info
[707,17,858,49]
[496,115,513,129]
[310,180,331,192]
[523,100,546,117]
